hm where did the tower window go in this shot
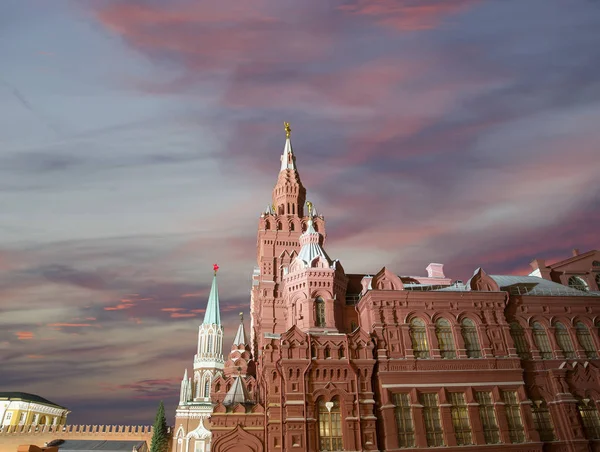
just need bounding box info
[575,321,597,359]
[568,275,589,292]
[554,322,575,359]
[579,399,600,439]
[315,297,326,327]
[435,318,456,359]
[502,391,525,443]
[318,398,342,451]
[420,393,444,447]
[409,318,429,359]
[532,399,555,441]
[509,322,531,359]
[394,393,415,448]
[532,322,552,359]
[475,391,500,444]
[461,318,481,358]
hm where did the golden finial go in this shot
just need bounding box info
[239,312,244,321]
[306,201,313,216]
[284,121,291,138]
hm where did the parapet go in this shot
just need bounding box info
[0,424,155,435]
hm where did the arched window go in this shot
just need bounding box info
[576,322,597,359]
[510,322,531,359]
[532,322,552,359]
[435,318,456,359]
[318,398,342,451]
[204,379,210,398]
[532,399,555,441]
[596,273,600,289]
[461,318,481,358]
[207,335,213,354]
[410,318,429,359]
[568,275,589,292]
[324,346,331,359]
[554,322,575,359]
[315,297,326,328]
[578,399,600,439]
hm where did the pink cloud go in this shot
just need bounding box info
[47,323,93,327]
[104,303,135,311]
[161,307,185,312]
[16,331,34,340]
[339,0,479,31]
[170,312,197,318]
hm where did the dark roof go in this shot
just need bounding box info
[0,392,67,409]
[55,440,147,452]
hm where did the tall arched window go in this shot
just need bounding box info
[568,276,589,292]
[532,322,552,359]
[435,318,456,359]
[532,399,555,441]
[461,318,481,358]
[318,398,342,451]
[576,322,597,359]
[509,322,531,359]
[554,322,575,359]
[315,297,326,327]
[410,318,429,359]
[578,399,600,439]
[204,378,210,398]
[207,335,213,354]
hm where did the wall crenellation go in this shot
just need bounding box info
[0,424,155,435]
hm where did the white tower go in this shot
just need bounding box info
[174,264,224,452]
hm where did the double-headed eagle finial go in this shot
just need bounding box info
[284,121,291,138]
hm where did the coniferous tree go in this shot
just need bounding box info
[150,401,169,452]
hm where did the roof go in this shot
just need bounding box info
[296,218,332,267]
[233,318,248,347]
[435,275,599,297]
[0,392,67,409]
[223,376,252,406]
[280,136,296,172]
[54,440,147,452]
[547,249,598,269]
[202,273,221,326]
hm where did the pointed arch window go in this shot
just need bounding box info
[204,378,211,398]
[554,322,575,359]
[532,322,552,359]
[575,321,597,359]
[315,297,326,328]
[509,322,531,359]
[578,399,600,439]
[461,318,481,358]
[568,275,589,292]
[532,399,555,441]
[318,398,343,451]
[410,318,429,359]
[435,318,456,359]
[207,335,213,354]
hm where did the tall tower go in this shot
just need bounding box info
[250,122,327,353]
[174,264,224,452]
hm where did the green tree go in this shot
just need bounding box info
[149,401,169,452]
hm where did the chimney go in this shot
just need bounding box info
[572,249,580,257]
[426,263,445,279]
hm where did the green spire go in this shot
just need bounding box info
[203,264,221,325]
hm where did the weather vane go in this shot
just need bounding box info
[284,121,291,138]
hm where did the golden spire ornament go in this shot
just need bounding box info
[306,200,313,216]
[284,121,291,138]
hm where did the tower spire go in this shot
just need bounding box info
[280,121,296,172]
[202,264,221,326]
[233,312,248,346]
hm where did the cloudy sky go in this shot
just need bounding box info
[1,0,599,425]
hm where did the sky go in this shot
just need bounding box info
[1,0,599,425]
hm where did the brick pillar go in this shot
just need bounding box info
[427,325,441,359]
[439,403,456,447]
[547,327,564,359]
[454,327,468,359]
[411,403,428,448]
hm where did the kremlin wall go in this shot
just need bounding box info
[3,124,600,452]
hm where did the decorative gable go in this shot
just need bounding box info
[469,268,500,292]
[371,267,404,291]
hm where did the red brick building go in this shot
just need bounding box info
[208,124,600,452]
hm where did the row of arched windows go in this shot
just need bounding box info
[409,318,482,359]
[509,321,598,360]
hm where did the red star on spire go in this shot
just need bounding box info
[213,263,219,275]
